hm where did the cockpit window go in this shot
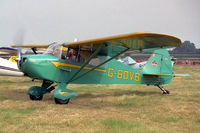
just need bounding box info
[45,42,104,65]
[67,48,78,61]
[45,42,67,59]
[44,42,60,54]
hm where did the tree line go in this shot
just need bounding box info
[169,41,200,54]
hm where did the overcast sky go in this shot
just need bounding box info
[0,0,199,48]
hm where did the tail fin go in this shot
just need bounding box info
[142,49,189,85]
[143,49,172,75]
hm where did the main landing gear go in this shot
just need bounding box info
[54,98,70,104]
[27,80,78,104]
[156,85,170,94]
[29,94,43,100]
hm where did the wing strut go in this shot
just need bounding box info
[67,43,104,83]
[68,47,130,83]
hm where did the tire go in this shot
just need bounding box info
[165,90,170,94]
[29,94,43,100]
[163,90,170,94]
[54,98,70,104]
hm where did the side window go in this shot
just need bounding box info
[89,58,100,66]
[67,48,79,62]
[61,47,68,59]
[89,56,107,66]
[52,46,63,59]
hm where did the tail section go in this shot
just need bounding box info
[142,49,189,85]
[143,49,173,75]
[142,49,173,85]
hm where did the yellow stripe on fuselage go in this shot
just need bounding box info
[59,91,68,95]
[50,61,107,72]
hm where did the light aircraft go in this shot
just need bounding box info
[0,47,46,76]
[0,47,24,76]
[0,57,24,76]
[11,32,188,104]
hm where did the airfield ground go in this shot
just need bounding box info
[0,65,199,133]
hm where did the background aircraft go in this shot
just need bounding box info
[0,57,23,76]
[118,56,147,69]
[0,46,46,77]
[11,32,188,104]
[0,47,24,76]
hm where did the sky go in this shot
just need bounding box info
[0,0,199,48]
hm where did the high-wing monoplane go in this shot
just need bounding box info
[12,32,188,104]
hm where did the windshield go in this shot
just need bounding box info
[44,42,67,59]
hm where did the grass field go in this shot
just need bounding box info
[0,65,200,133]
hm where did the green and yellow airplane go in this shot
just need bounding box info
[12,32,188,104]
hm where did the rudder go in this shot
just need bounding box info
[143,49,172,75]
[142,49,173,85]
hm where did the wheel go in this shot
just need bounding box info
[165,90,170,94]
[29,94,43,100]
[54,98,70,104]
[163,90,170,94]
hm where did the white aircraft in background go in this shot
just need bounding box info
[118,56,147,69]
[0,57,24,76]
[0,47,24,76]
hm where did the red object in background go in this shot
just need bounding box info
[136,60,200,65]
[175,60,200,65]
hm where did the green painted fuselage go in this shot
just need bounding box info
[20,49,173,85]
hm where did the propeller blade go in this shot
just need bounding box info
[13,30,24,68]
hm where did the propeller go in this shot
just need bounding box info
[13,30,24,68]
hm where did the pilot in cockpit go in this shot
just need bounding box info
[67,48,78,61]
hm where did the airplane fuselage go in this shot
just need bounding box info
[20,52,172,85]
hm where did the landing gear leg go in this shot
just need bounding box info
[156,85,170,94]
[52,83,78,104]
[28,80,54,101]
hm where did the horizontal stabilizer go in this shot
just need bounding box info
[143,73,189,77]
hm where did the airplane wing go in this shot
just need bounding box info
[12,32,181,56]
[0,57,24,76]
[64,32,181,48]
[0,47,17,56]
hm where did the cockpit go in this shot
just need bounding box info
[44,42,103,65]
[44,42,80,61]
[44,43,67,59]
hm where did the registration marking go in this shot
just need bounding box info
[108,68,140,81]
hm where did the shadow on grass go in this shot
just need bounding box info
[77,90,162,99]
[0,87,162,106]
[70,90,163,109]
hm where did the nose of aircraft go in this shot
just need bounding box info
[19,55,34,77]
[19,54,47,78]
[18,57,27,69]
[19,54,59,80]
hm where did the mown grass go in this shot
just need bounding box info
[0,65,199,133]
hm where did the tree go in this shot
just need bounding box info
[171,41,198,54]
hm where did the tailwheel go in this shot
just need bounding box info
[54,98,70,104]
[29,94,43,100]
[156,85,170,95]
[163,89,170,94]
